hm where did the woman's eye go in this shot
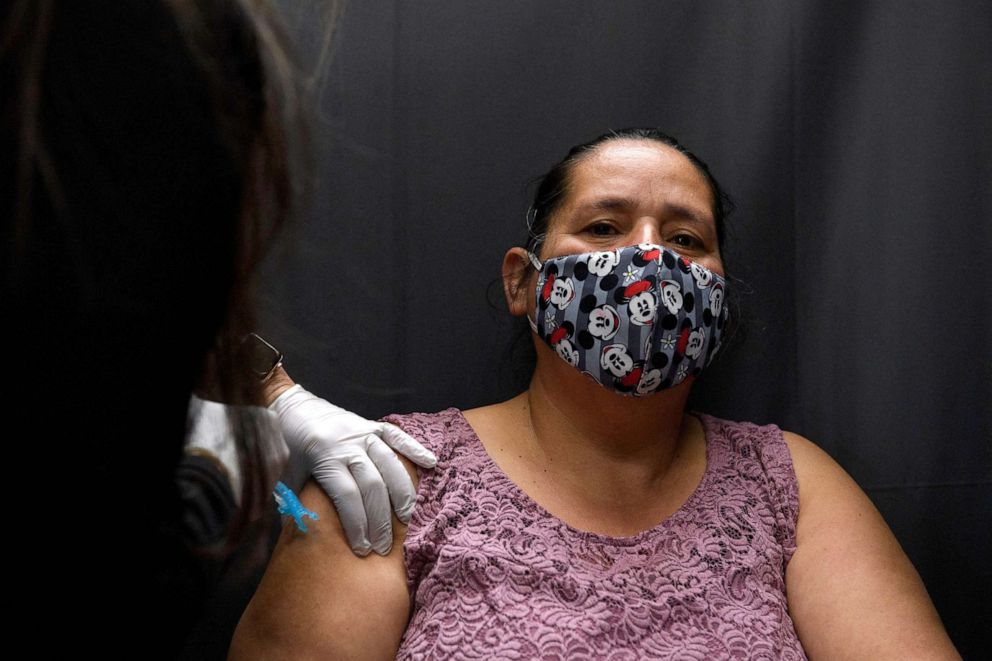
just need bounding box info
[587,222,617,236]
[669,233,701,248]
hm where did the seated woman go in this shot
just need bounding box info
[231,129,959,659]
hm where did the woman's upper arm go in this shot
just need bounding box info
[230,466,415,660]
[783,432,959,660]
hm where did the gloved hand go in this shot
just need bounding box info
[270,385,437,556]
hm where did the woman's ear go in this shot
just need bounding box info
[502,247,533,317]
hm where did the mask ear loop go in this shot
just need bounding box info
[524,250,541,332]
[526,314,539,333]
[527,251,543,272]
[523,208,544,333]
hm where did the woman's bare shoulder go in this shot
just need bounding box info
[230,476,413,660]
[779,430,959,659]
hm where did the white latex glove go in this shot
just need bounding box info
[270,385,437,556]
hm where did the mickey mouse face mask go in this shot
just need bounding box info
[528,243,728,396]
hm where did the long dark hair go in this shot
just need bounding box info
[2,0,308,547]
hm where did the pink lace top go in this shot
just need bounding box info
[385,409,807,660]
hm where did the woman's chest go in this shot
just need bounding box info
[401,518,802,661]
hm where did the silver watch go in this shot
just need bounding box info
[242,332,283,382]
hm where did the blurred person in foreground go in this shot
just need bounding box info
[1,1,433,655]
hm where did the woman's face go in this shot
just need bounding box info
[540,139,724,275]
[503,138,724,321]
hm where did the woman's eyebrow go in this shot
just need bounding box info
[665,204,712,226]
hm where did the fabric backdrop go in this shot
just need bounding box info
[260,1,990,655]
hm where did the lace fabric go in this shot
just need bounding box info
[386,409,806,660]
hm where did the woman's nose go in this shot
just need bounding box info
[631,221,662,246]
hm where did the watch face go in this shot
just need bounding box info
[244,333,282,378]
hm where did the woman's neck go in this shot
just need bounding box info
[465,344,706,536]
[473,345,697,528]
[525,353,693,484]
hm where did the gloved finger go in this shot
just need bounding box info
[366,436,418,524]
[379,423,437,468]
[348,449,393,556]
[313,468,371,557]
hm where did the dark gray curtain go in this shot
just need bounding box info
[262,1,990,655]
